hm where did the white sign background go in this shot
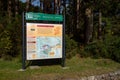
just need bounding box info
[26,23,63,60]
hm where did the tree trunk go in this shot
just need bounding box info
[0,1,1,9]
[1,0,7,12]
[43,0,47,13]
[77,0,80,29]
[54,0,61,14]
[98,10,102,39]
[26,0,31,12]
[39,0,43,12]
[73,0,77,33]
[54,0,58,14]
[8,0,12,23]
[84,8,93,44]
[58,0,61,14]
[43,0,53,13]
[15,0,19,15]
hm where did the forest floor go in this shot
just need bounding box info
[0,56,120,80]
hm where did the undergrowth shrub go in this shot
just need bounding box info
[65,35,78,59]
[85,40,109,59]
[0,16,22,60]
[106,36,120,62]
[0,30,13,60]
[84,35,120,62]
[78,45,89,58]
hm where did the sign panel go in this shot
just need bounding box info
[26,23,63,60]
[26,13,63,21]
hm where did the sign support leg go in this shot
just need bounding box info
[61,0,66,67]
[22,12,26,70]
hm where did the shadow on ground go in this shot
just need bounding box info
[26,59,62,68]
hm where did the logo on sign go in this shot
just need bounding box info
[27,14,33,19]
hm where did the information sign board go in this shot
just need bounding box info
[26,23,63,60]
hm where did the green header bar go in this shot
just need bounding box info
[25,12,63,21]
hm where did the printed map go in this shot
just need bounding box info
[36,37,62,58]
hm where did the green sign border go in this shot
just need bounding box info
[25,12,63,21]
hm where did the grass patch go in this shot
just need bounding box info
[0,56,120,80]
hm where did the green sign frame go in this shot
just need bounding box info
[25,12,63,21]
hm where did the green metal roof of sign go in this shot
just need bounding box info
[25,12,63,21]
